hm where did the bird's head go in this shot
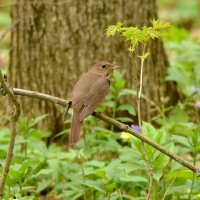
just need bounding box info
[91,61,120,75]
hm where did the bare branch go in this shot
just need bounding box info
[0,72,21,197]
[13,88,68,106]
[1,87,199,176]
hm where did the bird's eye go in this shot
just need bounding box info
[102,64,106,68]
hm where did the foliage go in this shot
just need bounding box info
[164,26,200,98]
[106,20,170,53]
[158,0,200,26]
[1,112,200,199]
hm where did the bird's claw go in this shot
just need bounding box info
[64,99,72,118]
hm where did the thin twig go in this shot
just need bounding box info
[4,87,198,175]
[137,45,153,200]
[0,71,21,197]
[162,169,181,200]
[117,189,123,200]
[188,168,195,200]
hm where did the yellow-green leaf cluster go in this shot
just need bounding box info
[138,52,150,61]
[106,19,171,53]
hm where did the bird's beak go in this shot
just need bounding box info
[111,65,120,70]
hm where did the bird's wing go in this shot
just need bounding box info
[80,77,110,120]
[71,73,97,111]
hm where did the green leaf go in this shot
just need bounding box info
[118,89,136,97]
[120,162,143,173]
[163,26,188,43]
[103,101,115,108]
[95,170,106,179]
[121,27,147,44]
[116,21,123,29]
[8,160,31,183]
[33,169,53,178]
[106,21,123,37]
[171,135,190,148]
[143,26,160,39]
[106,182,116,192]
[168,105,189,123]
[166,67,194,96]
[116,117,133,122]
[142,122,157,138]
[18,159,31,176]
[154,129,166,144]
[119,147,142,162]
[152,19,171,30]
[120,176,148,183]
[82,167,95,176]
[114,79,125,90]
[166,168,194,180]
[0,127,10,139]
[117,104,136,115]
[64,149,79,160]
[106,25,118,36]
[29,114,48,127]
[82,180,106,193]
[37,180,51,192]
[92,126,114,135]
[166,67,189,85]
[85,160,105,168]
[152,143,174,169]
[153,169,163,182]
[28,138,48,156]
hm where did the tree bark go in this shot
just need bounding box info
[8,0,172,132]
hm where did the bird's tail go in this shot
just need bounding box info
[69,110,82,144]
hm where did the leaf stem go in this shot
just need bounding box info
[162,169,180,200]
[137,44,153,200]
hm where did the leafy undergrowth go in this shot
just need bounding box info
[0,112,199,200]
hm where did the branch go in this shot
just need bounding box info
[0,73,21,197]
[1,87,198,176]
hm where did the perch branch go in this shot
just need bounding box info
[6,88,199,176]
[0,73,20,197]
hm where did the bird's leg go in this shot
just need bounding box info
[64,99,72,118]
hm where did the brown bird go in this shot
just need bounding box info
[69,61,119,144]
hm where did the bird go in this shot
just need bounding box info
[69,61,119,144]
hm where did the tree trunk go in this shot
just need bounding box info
[8,0,172,132]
